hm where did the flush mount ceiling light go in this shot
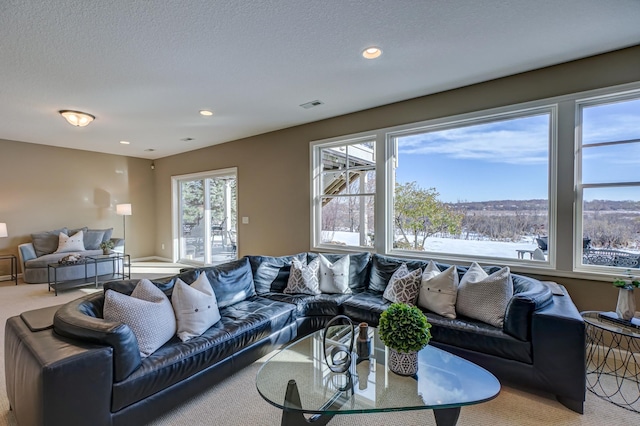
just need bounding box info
[199,110,213,116]
[119,140,130,145]
[59,110,95,127]
[362,47,382,59]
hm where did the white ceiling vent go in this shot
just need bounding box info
[300,100,324,109]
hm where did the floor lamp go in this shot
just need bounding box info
[116,204,132,256]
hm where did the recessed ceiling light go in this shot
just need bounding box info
[199,110,213,116]
[362,47,382,59]
[144,149,155,152]
[119,140,130,145]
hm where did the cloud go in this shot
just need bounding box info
[397,115,549,165]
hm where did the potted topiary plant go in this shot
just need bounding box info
[99,240,115,255]
[378,302,432,376]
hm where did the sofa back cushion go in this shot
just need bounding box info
[247,253,307,294]
[503,274,553,341]
[307,252,371,293]
[31,227,68,257]
[368,254,428,293]
[177,257,256,309]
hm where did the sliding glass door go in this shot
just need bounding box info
[173,168,237,265]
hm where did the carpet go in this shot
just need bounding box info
[1,280,638,425]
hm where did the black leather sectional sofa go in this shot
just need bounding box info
[4,252,586,426]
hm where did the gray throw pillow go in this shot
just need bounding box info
[104,279,177,357]
[456,262,513,328]
[31,228,68,257]
[284,257,320,295]
[382,263,422,306]
[84,229,106,250]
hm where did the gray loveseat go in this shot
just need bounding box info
[18,226,123,283]
[5,252,585,426]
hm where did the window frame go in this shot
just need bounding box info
[310,133,378,252]
[383,104,557,267]
[574,88,640,274]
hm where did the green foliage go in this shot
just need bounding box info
[378,303,432,353]
[99,240,115,250]
[394,181,463,250]
[613,269,640,290]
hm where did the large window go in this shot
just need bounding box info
[311,83,640,277]
[172,168,237,265]
[576,93,640,271]
[388,108,553,263]
[312,137,376,250]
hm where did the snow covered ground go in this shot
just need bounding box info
[325,231,544,259]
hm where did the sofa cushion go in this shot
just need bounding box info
[456,263,513,328]
[104,279,177,357]
[31,228,68,257]
[284,257,321,295]
[247,253,307,294]
[260,292,351,317]
[382,263,421,305]
[54,230,86,253]
[503,274,553,341]
[426,311,532,364]
[341,290,391,326]
[111,297,296,412]
[172,274,221,342]
[317,254,351,294]
[418,262,459,319]
[177,257,256,309]
[308,252,371,292]
[368,254,428,293]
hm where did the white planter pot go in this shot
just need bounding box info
[616,288,636,321]
[388,348,418,376]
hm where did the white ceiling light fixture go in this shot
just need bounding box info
[362,47,382,59]
[199,110,213,116]
[59,110,95,127]
[119,140,130,145]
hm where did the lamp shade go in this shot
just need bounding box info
[116,204,132,216]
[0,223,7,238]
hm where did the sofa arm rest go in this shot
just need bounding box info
[18,242,37,268]
[531,287,585,404]
[53,292,142,381]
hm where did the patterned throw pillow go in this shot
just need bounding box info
[456,262,513,328]
[318,254,351,294]
[418,261,459,319]
[284,257,320,295]
[104,279,177,357]
[54,230,86,253]
[382,263,422,305]
[171,274,221,342]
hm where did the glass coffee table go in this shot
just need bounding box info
[256,325,500,426]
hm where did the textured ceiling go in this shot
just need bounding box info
[1,0,639,160]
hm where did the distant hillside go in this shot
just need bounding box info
[446,199,640,211]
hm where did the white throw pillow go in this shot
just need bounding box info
[418,261,459,319]
[104,279,177,357]
[54,230,85,253]
[171,274,221,342]
[318,254,351,294]
[284,257,320,295]
[382,263,422,306]
[456,262,513,328]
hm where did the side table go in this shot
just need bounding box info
[581,311,640,413]
[0,254,18,285]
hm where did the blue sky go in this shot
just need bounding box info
[396,98,639,203]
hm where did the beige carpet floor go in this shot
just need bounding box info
[1,278,638,425]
